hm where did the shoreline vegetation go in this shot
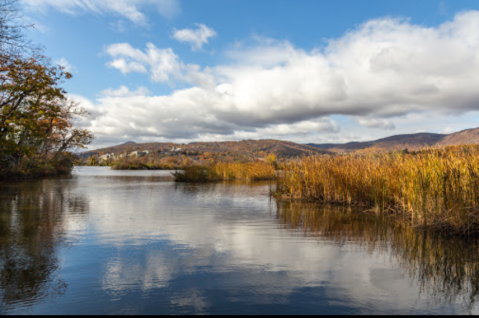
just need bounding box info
[276,145,479,235]
[110,159,183,171]
[0,153,77,181]
[0,2,93,181]
[172,161,277,182]
[169,145,479,236]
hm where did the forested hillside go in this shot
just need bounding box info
[78,139,330,167]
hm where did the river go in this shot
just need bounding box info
[0,166,478,314]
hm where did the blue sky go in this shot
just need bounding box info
[19,0,479,148]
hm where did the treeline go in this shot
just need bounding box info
[79,150,275,169]
[0,0,93,179]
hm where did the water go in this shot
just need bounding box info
[0,166,478,314]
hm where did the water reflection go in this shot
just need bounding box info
[0,178,89,312]
[276,201,479,310]
[1,168,478,314]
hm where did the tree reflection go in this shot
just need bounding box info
[276,201,479,310]
[0,179,90,312]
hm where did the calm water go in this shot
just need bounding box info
[1,166,479,314]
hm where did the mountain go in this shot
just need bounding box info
[437,127,479,147]
[79,126,479,160]
[308,126,479,153]
[79,139,330,160]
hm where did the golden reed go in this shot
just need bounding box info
[276,145,479,235]
[173,161,276,182]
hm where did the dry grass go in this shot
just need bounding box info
[173,161,276,182]
[276,145,479,234]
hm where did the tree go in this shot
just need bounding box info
[0,57,93,159]
[0,1,93,178]
[0,0,36,62]
[266,153,277,165]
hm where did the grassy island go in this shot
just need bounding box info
[172,161,277,182]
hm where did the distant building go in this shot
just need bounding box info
[129,150,149,157]
[99,153,115,161]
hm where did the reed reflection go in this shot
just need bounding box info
[0,178,90,311]
[276,201,479,309]
[175,180,272,198]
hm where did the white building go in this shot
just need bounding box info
[129,150,150,157]
[99,153,115,161]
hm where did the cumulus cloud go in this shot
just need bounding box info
[105,42,215,87]
[83,11,479,146]
[21,0,180,25]
[172,23,217,51]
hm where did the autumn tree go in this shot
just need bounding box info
[0,0,93,178]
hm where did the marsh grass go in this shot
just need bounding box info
[276,145,479,235]
[173,161,276,182]
[110,158,181,170]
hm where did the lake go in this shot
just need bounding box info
[0,166,478,314]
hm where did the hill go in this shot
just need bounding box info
[308,126,479,153]
[437,127,479,147]
[79,139,330,161]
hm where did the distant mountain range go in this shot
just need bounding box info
[308,126,479,153]
[80,126,479,160]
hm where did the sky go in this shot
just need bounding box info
[19,0,479,149]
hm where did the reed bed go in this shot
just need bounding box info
[173,161,276,182]
[110,159,181,170]
[276,145,479,234]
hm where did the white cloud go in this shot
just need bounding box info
[108,58,148,74]
[100,86,151,97]
[172,23,217,51]
[353,117,395,130]
[21,0,180,25]
[105,42,214,87]
[55,57,74,73]
[84,11,479,146]
[440,127,455,134]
